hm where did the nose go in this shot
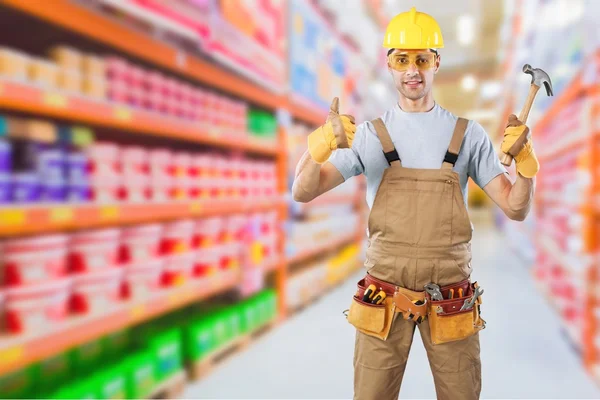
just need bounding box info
[406,62,419,74]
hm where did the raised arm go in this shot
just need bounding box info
[292,97,357,203]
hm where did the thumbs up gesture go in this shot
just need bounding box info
[307,97,357,164]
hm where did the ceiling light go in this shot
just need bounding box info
[457,14,475,46]
[461,74,477,92]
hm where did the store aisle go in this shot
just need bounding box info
[183,221,600,399]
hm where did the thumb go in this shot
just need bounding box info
[329,97,340,116]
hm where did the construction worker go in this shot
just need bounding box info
[292,6,537,400]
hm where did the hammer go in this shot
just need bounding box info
[500,64,553,166]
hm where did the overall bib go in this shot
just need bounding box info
[353,117,482,400]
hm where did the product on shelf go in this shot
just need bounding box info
[123,258,163,300]
[4,277,71,334]
[120,223,163,263]
[0,47,30,80]
[37,352,71,394]
[123,350,156,399]
[27,59,59,88]
[2,234,69,286]
[69,228,121,273]
[161,220,195,286]
[71,267,124,315]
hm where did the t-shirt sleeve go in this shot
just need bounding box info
[327,122,366,181]
[467,121,508,189]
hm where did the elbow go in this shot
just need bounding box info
[292,186,312,203]
[507,210,527,221]
[293,192,308,203]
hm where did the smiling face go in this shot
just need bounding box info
[388,49,440,101]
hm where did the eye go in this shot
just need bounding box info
[396,57,409,64]
[416,58,429,65]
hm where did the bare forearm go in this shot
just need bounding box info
[292,150,322,202]
[507,174,535,220]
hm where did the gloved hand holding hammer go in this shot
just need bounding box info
[500,114,539,178]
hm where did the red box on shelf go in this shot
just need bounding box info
[123,258,163,299]
[2,234,69,286]
[71,268,124,314]
[69,229,121,273]
[4,278,71,334]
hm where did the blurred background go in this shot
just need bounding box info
[0,0,598,398]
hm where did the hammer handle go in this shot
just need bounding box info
[501,84,540,166]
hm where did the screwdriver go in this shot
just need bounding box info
[371,290,387,305]
[449,289,454,299]
[362,284,377,302]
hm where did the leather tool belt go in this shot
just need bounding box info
[344,274,485,344]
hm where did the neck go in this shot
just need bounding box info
[398,92,436,112]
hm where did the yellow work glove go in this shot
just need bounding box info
[307,97,356,164]
[500,114,539,178]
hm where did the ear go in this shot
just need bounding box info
[434,55,441,74]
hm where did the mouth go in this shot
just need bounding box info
[404,80,423,88]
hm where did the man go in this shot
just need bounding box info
[292,7,537,400]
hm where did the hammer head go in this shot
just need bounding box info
[523,64,553,96]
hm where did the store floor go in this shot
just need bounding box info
[183,216,600,399]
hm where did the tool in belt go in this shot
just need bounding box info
[356,274,430,323]
[345,273,486,344]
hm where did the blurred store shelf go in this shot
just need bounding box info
[0,0,325,127]
[0,199,286,237]
[0,268,244,375]
[0,80,280,155]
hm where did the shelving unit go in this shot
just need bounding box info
[495,0,600,386]
[0,200,286,237]
[0,0,325,127]
[0,1,367,396]
[0,80,280,155]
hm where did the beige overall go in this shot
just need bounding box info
[354,117,481,399]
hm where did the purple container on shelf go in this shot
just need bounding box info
[12,173,41,203]
[42,177,67,203]
[38,148,65,180]
[67,152,88,181]
[67,178,91,203]
[0,174,11,204]
[0,140,12,173]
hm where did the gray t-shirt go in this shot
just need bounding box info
[329,102,508,211]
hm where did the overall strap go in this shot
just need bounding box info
[372,118,401,168]
[442,117,469,170]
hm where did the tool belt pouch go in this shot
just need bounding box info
[427,280,486,345]
[345,278,396,341]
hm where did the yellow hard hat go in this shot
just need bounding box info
[382,7,444,49]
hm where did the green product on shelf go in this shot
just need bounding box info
[228,307,243,340]
[239,301,254,334]
[184,317,214,362]
[0,365,38,399]
[49,377,100,400]
[211,313,229,350]
[103,329,131,361]
[37,352,72,393]
[265,289,278,321]
[70,339,105,376]
[97,364,127,400]
[149,328,183,381]
[248,110,277,138]
[124,350,156,399]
